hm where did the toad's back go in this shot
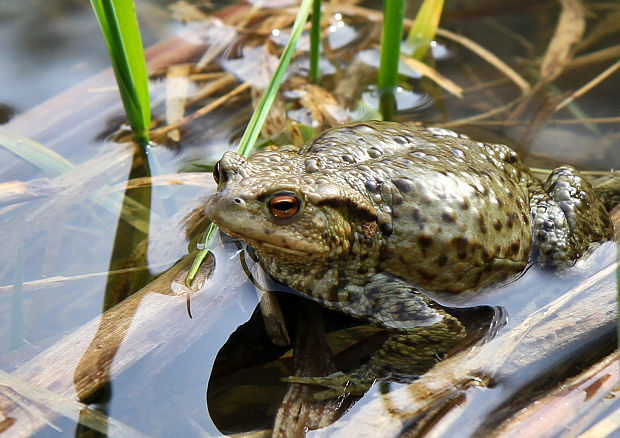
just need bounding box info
[298,123,535,292]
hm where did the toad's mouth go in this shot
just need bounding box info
[215,222,319,258]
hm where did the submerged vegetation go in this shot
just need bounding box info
[0,0,619,436]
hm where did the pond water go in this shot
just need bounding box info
[0,0,618,437]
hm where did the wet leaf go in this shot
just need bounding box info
[540,0,586,83]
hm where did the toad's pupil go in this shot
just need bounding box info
[270,195,298,217]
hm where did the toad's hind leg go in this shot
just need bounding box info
[530,166,613,268]
[287,274,466,399]
[368,309,465,378]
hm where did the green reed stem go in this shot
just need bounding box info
[236,0,314,157]
[378,0,406,91]
[310,0,322,82]
[90,0,151,147]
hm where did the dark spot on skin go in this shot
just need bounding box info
[442,211,457,223]
[367,287,380,297]
[522,214,530,225]
[493,220,503,231]
[506,214,514,228]
[392,178,412,193]
[452,236,469,251]
[342,153,355,163]
[457,249,467,259]
[481,248,490,261]
[437,255,448,266]
[418,235,433,249]
[418,268,437,281]
[412,208,422,222]
[378,248,390,261]
[538,230,548,242]
[380,222,393,236]
[365,180,379,192]
[459,199,470,210]
[264,228,274,235]
[544,220,554,230]
[510,241,520,254]
[478,215,487,234]
[392,135,408,144]
[368,148,382,158]
[393,194,404,205]
[358,266,368,275]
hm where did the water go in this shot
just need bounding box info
[0,0,618,436]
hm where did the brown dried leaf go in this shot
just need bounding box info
[540,0,586,83]
[400,55,463,98]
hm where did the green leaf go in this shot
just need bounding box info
[406,0,445,61]
[378,0,406,91]
[89,0,151,146]
[236,0,314,158]
[310,0,322,82]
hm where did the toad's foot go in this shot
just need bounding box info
[283,371,374,400]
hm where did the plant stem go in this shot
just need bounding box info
[378,0,406,91]
[310,0,322,82]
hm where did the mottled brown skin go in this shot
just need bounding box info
[205,121,613,394]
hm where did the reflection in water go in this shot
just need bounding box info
[206,252,501,434]
[73,145,152,438]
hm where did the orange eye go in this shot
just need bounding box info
[212,161,220,184]
[269,194,300,219]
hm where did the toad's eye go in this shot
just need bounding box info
[212,161,220,185]
[269,193,300,219]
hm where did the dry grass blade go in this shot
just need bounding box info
[152,81,250,138]
[435,28,531,95]
[0,262,173,295]
[399,55,463,98]
[332,4,531,95]
[539,0,586,83]
[576,7,620,53]
[165,64,192,142]
[555,59,620,111]
[443,98,522,127]
[569,44,620,70]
